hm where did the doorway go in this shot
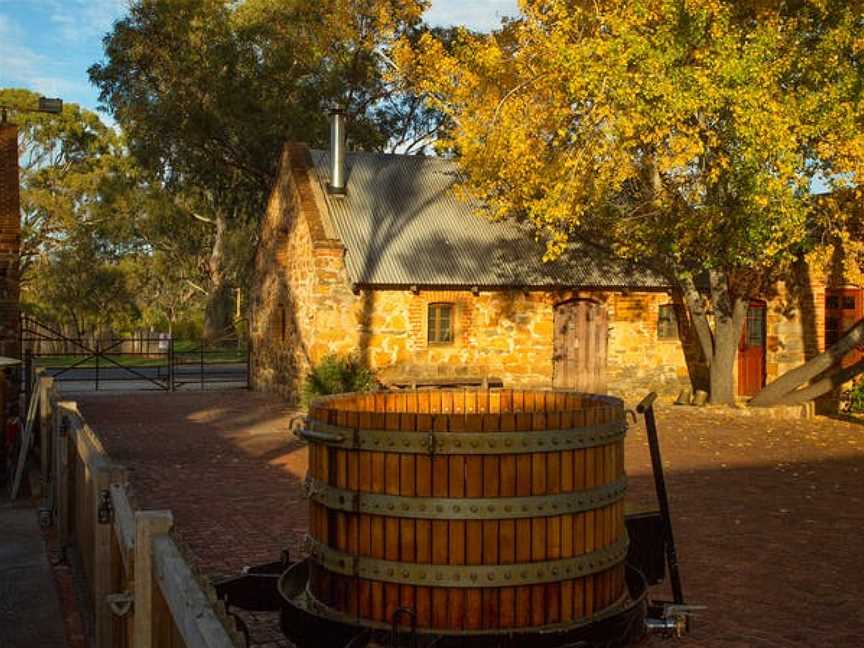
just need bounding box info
[738,301,766,397]
[553,299,609,392]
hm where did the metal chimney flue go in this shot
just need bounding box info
[327,107,347,195]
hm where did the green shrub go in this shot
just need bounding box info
[302,353,378,403]
[843,378,864,413]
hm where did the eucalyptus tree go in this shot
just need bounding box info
[90,0,439,339]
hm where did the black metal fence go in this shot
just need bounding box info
[20,315,249,394]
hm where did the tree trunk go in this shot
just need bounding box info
[750,317,864,407]
[202,210,234,342]
[708,329,737,404]
[707,301,747,404]
[677,271,748,404]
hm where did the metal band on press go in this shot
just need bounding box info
[305,535,629,588]
[298,419,626,455]
[304,477,627,520]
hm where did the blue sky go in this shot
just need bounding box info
[0,0,519,114]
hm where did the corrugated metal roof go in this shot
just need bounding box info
[308,149,668,289]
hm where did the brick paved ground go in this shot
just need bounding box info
[76,392,864,648]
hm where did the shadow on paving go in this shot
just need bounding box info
[76,391,305,647]
[0,499,68,648]
[629,456,863,648]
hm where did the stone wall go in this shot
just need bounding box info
[249,144,352,401]
[764,275,826,385]
[607,293,691,398]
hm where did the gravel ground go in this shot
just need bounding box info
[76,392,864,648]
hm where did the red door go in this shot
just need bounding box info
[738,301,766,397]
[825,287,863,367]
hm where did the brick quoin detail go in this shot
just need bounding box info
[0,123,20,361]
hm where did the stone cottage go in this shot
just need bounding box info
[250,113,849,403]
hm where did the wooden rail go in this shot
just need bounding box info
[31,375,246,648]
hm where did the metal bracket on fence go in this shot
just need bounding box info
[97,489,114,525]
[106,591,134,617]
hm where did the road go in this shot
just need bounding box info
[35,362,247,392]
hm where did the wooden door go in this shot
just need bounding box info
[738,301,766,397]
[825,287,863,368]
[553,299,608,392]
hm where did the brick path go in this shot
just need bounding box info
[76,392,864,648]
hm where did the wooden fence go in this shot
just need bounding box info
[34,373,247,648]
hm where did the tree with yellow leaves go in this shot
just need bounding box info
[398,0,864,404]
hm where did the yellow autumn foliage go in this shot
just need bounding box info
[396,0,864,286]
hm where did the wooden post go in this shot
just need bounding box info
[39,376,54,494]
[152,535,238,648]
[54,404,72,549]
[133,510,174,648]
[93,460,126,648]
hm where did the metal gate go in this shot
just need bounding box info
[20,315,249,394]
